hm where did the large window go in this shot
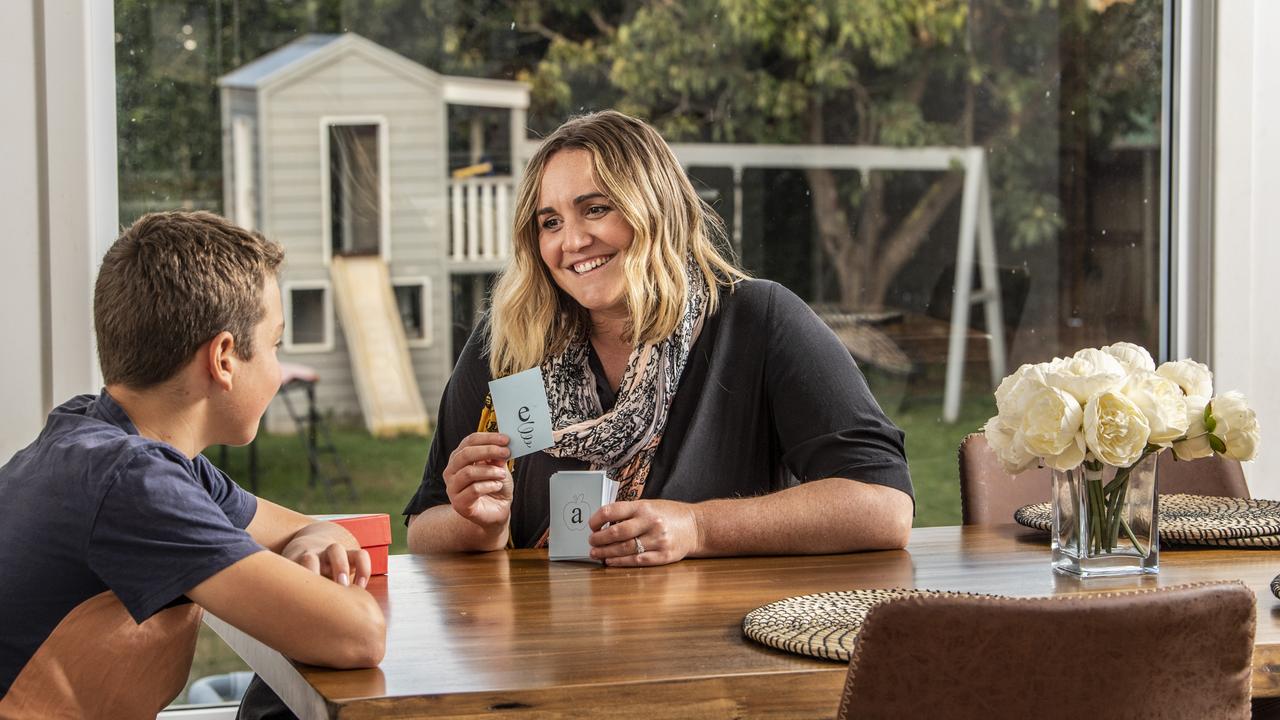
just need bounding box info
[116,0,1167,711]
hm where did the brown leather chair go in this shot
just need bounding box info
[958,433,1250,525]
[836,582,1255,720]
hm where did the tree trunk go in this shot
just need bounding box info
[805,166,870,309]
[805,100,881,311]
[868,172,967,306]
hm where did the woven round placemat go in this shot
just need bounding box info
[1272,574,1280,599]
[742,589,990,662]
[1014,493,1280,546]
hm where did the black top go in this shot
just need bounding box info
[403,279,912,547]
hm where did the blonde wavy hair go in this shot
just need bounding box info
[487,110,746,377]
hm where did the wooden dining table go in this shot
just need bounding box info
[205,523,1280,718]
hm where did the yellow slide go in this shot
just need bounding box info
[329,256,430,437]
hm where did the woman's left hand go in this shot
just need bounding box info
[587,499,703,567]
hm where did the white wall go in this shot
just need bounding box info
[0,0,115,464]
[1213,1,1280,498]
[0,1,47,463]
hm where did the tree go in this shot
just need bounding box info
[523,0,1160,312]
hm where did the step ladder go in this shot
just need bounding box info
[279,363,356,503]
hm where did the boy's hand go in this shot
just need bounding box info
[282,537,372,588]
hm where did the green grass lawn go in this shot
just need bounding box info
[177,381,995,706]
[891,391,996,527]
[211,428,432,553]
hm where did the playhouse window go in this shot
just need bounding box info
[328,123,381,257]
[394,279,431,346]
[289,287,328,349]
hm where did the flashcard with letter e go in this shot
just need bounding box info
[549,470,619,562]
[488,367,554,459]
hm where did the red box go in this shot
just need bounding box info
[314,513,392,575]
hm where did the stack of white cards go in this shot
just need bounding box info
[549,470,619,562]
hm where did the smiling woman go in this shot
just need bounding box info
[535,149,635,341]
[403,110,915,566]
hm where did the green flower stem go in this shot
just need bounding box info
[1098,478,1110,553]
[1107,476,1130,550]
[1104,463,1136,551]
[1087,477,1106,555]
[1120,517,1148,556]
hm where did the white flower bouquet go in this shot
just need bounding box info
[984,342,1259,560]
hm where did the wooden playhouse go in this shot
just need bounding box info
[218,33,529,436]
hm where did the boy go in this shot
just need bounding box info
[0,211,385,717]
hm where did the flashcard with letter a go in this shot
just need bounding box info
[549,470,619,562]
[488,367,554,459]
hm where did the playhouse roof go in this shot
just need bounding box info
[217,32,529,109]
[218,34,344,90]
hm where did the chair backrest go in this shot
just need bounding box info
[837,582,1255,720]
[958,433,1250,525]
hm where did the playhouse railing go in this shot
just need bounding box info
[449,176,514,262]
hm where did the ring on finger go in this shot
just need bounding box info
[633,537,645,555]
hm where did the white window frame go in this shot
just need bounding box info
[283,281,334,353]
[1166,0,1215,363]
[392,275,433,348]
[318,115,391,266]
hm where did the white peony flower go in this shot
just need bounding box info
[994,362,1050,418]
[984,415,1038,475]
[1210,391,1261,462]
[1083,389,1151,467]
[1016,384,1086,471]
[1121,371,1190,446]
[1046,348,1127,405]
[1172,395,1214,461]
[1156,359,1213,398]
[1103,342,1156,373]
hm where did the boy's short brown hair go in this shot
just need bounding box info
[95,211,284,389]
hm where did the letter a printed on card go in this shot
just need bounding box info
[550,471,619,562]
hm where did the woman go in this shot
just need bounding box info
[405,110,913,565]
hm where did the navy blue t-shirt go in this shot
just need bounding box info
[0,391,262,702]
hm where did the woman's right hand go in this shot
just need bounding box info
[443,432,515,529]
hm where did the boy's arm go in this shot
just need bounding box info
[187,551,386,668]
[246,497,372,587]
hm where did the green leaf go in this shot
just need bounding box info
[1203,401,1216,433]
[1209,434,1227,455]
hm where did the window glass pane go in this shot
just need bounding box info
[115,0,1165,710]
[394,283,425,341]
[289,288,326,346]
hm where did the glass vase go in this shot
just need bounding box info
[1050,453,1158,577]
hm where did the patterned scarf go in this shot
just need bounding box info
[542,261,709,504]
